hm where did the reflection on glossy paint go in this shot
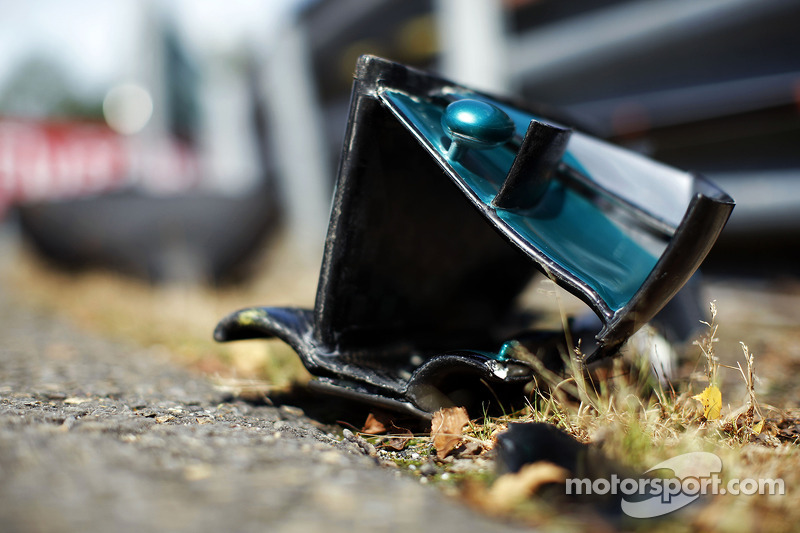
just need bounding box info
[383,89,666,311]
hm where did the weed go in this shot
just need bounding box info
[411,294,799,528]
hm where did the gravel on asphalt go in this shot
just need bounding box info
[0,294,529,533]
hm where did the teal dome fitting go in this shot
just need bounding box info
[442,99,515,160]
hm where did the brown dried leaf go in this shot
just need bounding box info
[361,412,389,435]
[430,406,470,459]
[486,461,569,512]
[384,427,414,451]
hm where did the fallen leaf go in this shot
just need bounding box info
[486,461,569,512]
[361,412,389,435]
[431,406,470,460]
[752,420,764,435]
[693,385,722,420]
[384,426,414,451]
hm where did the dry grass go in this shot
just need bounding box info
[1,232,317,387]
[360,285,800,531]
[453,295,799,531]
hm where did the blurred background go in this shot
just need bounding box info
[1,0,799,388]
[1,0,799,285]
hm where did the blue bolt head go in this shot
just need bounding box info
[442,99,515,157]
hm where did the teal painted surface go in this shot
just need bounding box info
[383,90,660,311]
[497,341,517,362]
[498,184,657,310]
[441,99,515,150]
[383,91,509,202]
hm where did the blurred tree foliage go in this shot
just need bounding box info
[0,55,103,120]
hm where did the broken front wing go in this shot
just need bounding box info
[214,56,733,418]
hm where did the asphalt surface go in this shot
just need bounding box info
[0,293,528,533]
